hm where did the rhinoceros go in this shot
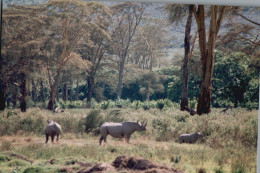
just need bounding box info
[99,121,147,145]
[45,120,61,143]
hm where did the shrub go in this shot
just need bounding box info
[245,101,258,110]
[131,100,142,110]
[156,99,173,110]
[7,110,17,118]
[152,119,172,141]
[7,159,30,167]
[23,167,44,173]
[214,167,224,173]
[142,101,156,110]
[100,100,115,110]
[20,116,45,134]
[0,154,11,163]
[115,99,131,108]
[84,110,103,134]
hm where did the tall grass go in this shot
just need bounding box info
[0,107,257,172]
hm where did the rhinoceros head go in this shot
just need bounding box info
[136,120,147,131]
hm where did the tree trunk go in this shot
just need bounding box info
[146,78,151,101]
[117,57,126,99]
[181,5,193,111]
[31,79,37,103]
[86,76,94,108]
[62,82,68,102]
[69,80,73,101]
[195,5,225,115]
[0,0,5,111]
[0,78,6,110]
[12,91,17,108]
[76,78,79,101]
[47,70,61,111]
[40,80,45,102]
[56,85,60,102]
[20,73,27,112]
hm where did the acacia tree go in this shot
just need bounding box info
[192,5,226,115]
[110,2,147,99]
[2,4,47,112]
[0,0,5,110]
[134,19,170,100]
[43,0,110,110]
[75,13,111,107]
[166,4,197,111]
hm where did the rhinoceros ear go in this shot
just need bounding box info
[144,122,147,127]
[47,120,51,124]
[137,120,139,124]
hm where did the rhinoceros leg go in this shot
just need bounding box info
[51,135,55,143]
[99,136,104,145]
[125,135,130,143]
[56,134,59,142]
[45,134,49,143]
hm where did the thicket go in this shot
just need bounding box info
[7,51,256,112]
[0,107,257,151]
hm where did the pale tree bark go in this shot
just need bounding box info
[138,28,154,101]
[193,5,226,115]
[113,3,146,99]
[86,42,105,107]
[181,5,193,111]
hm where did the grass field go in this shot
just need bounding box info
[0,107,258,173]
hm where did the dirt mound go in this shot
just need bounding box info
[78,155,183,173]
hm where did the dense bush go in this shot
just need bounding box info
[156,99,174,110]
[84,110,103,134]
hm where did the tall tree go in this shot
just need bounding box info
[165,4,197,111]
[110,2,147,99]
[192,5,226,115]
[2,4,47,112]
[134,19,170,100]
[75,11,111,107]
[43,0,110,110]
[0,0,5,110]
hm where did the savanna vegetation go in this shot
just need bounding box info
[0,0,259,173]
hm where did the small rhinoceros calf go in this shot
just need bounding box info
[99,121,147,145]
[179,132,203,144]
[45,120,61,143]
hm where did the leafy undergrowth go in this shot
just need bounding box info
[0,108,258,172]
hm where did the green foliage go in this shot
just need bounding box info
[84,110,102,134]
[213,51,258,108]
[156,99,173,110]
[100,100,115,110]
[131,100,143,110]
[214,168,224,173]
[7,159,30,167]
[152,119,172,141]
[170,156,181,164]
[0,154,11,163]
[115,99,131,108]
[58,100,85,109]
[142,101,156,110]
[244,101,258,110]
[23,167,44,173]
